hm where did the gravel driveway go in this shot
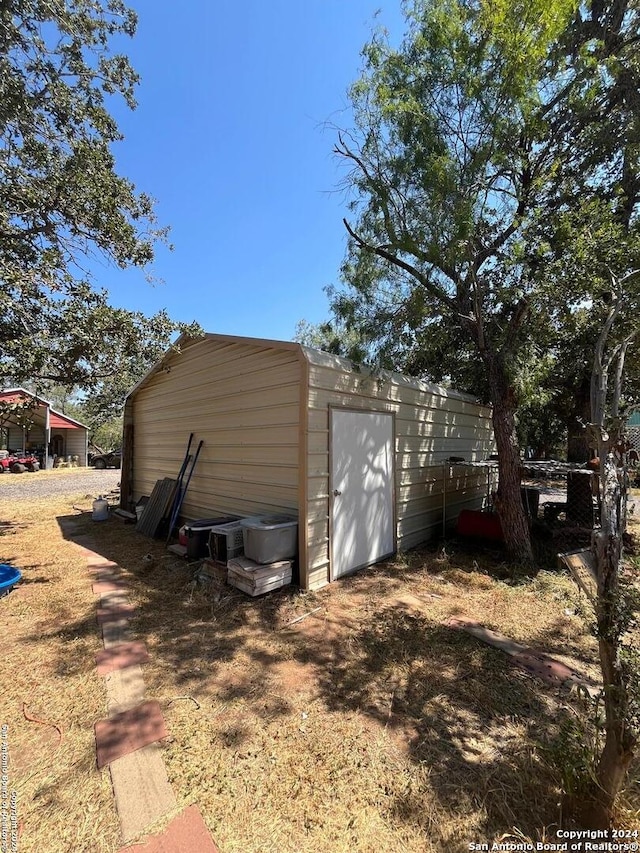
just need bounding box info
[0,468,121,500]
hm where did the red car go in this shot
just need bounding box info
[0,451,40,473]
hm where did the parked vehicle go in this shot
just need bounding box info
[0,450,41,473]
[90,449,121,469]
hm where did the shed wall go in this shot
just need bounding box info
[64,428,88,465]
[7,425,45,452]
[130,338,302,519]
[303,354,495,590]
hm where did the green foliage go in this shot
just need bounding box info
[294,318,369,363]
[90,416,123,452]
[325,0,640,461]
[0,0,200,390]
[547,704,602,798]
[620,644,640,735]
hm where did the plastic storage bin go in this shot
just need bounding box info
[240,515,298,564]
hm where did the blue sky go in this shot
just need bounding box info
[97,1,405,342]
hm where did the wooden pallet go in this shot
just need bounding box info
[227,556,292,597]
[198,559,228,584]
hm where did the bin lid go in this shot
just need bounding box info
[240,515,297,530]
[184,516,239,531]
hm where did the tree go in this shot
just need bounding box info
[0,0,198,391]
[580,276,640,827]
[331,0,640,566]
[515,204,640,461]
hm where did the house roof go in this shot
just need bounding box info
[0,388,88,430]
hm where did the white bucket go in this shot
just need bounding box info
[92,496,109,521]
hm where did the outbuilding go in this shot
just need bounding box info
[122,334,495,590]
[0,388,89,468]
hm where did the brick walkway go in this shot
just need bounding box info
[60,520,220,853]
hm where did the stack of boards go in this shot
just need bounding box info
[199,555,293,597]
[226,556,293,597]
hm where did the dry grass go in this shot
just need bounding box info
[2,492,639,852]
[1,493,120,853]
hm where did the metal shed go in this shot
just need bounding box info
[122,333,495,590]
[0,388,88,468]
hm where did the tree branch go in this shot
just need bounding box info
[342,218,458,314]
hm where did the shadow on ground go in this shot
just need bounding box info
[51,510,592,845]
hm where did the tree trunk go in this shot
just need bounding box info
[567,377,592,463]
[589,446,637,826]
[486,355,534,566]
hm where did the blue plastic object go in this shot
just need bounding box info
[0,564,21,595]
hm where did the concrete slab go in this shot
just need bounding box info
[97,642,150,676]
[103,620,134,650]
[110,743,178,844]
[99,590,131,608]
[58,520,82,535]
[89,571,122,585]
[97,604,136,625]
[93,580,128,594]
[87,558,120,569]
[104,666,147,715]
[95,700,168,769]
[117,805,220,852]
[88,563,121,575]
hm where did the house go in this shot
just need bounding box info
[122,334,495,590]
[0,388,89,468]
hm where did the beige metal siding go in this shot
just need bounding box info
[303,350,495,589]
[131,338,302,520]
[64,428,88,465]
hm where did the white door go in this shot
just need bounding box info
[331,410,394,579]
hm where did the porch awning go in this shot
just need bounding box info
[49,412,81,429]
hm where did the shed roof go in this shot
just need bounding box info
[0,388,88,429]
[126,333,487,407]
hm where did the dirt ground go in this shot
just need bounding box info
[1,484,639,853]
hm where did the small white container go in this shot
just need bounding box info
[92,496,109,521]
[240,515,298,564]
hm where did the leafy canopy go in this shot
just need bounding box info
[330,0,640,408]
[0,0,199,392]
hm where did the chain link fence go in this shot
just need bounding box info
[522,463,601,552]
[443,460,606,552]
